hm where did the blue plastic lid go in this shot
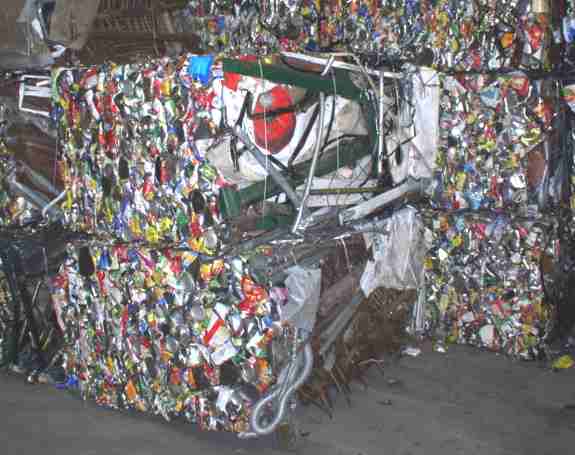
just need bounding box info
[188,55,215,86]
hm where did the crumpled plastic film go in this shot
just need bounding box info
[422,210,558,359]
[283,266,322,334]
[173,1,557,71]
[53,56,229,248]
[359,206,429,295]
[52,244,293,432]
[217,77,367,183]
[428,73,565,215]
[388,67,440,184]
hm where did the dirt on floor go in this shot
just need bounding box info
[1,343,574,455]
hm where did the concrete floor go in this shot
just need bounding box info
[1,344,574,455]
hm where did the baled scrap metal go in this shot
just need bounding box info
[422,210,558,359]
[428,73,565,216]
[51,243,297,432]
[49,53,336,434]
[52,56,228,247]
[175,0,559,72]
[40,2,575,429]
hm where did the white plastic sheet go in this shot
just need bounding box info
[211,76,367,182]
[282,265,322,333]
[387,68,440,184]
[359,206,428,296]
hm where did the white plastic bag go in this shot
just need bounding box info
[359,206,428,296]
[387,68,439,184]
[282,265,322,333]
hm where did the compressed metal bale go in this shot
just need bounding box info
[428,74,566,216]
[50,243,297,432]
[174,1,558,72]
[52,56,229,248]
[421,210,559,359]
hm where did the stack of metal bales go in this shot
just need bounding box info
[418,1,571,358]
[50,56,308,433]
[2,0,575,438]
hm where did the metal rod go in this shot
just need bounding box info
[378,70,385,175]
[8,177,50,208]
[7,177,64,219]
[233,126,302,209]
[319,292,364,357]
[41,190,66,219]
[281,52,402,79]
[338,178,427,225]
[309,186,385,195]
[320,55,336,77]
[20,164,60,197]
[292,92,326,234]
